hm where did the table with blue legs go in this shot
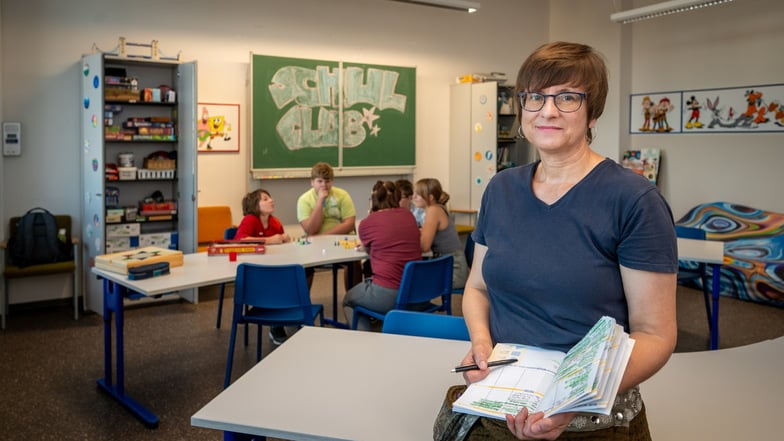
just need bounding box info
[92,235,366,428]
[677,237,725,350]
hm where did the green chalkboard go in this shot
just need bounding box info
[251,54,416,178]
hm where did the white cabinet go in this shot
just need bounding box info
[80,54,198,314]
[449,82,533,216]
[449,82,499,213]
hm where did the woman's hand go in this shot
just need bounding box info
[459,343,493,384]
[505,410,575,440]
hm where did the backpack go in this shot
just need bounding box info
[7,207,72,268]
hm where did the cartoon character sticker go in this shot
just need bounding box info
[684,95,703,129]
[197,106,233,150]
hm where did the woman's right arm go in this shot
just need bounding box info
[460,243,495,384]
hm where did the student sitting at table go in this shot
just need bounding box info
[234,189,292,244]
[413,178,468,290]
[343,180,422,331]
[234,188,292,345]
[395,178,426,227]
[297,162,357,236]
[297,161,364,296]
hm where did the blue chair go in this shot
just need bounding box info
[452,234,475,295]
[224,263,324,388]
[351,255,453,330]
[382,310,470,341]
[676,225,720,348]
[216,226,238,328]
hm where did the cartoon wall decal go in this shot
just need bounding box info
[197,103,239,152]
[630,83,784,134]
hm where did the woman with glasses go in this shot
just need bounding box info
[450,42,678,440]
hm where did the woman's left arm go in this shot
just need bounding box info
[419,206,441,252]
[618,265,678,391]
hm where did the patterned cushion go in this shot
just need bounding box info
[677,202,784,307]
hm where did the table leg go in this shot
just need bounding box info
[96,278,159,428]
[321,264,349,329]
[224,431,266,440]
[709,264,721,350]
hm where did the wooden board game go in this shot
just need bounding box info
[95,246,183,275]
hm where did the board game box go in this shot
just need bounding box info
[95,246,183,275]
[207,241,266,256]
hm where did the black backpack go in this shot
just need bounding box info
[8,207,72,268]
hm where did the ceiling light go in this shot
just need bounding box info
[390,0,481,13]
[610,0,733,24]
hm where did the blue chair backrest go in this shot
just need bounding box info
[382,310,470,341]
[234,263,317,325]
[675,225,706,240]
[224,226,238,240]
[395,255,453,308]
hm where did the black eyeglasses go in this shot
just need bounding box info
[518,92,586,113]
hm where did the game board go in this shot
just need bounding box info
[95,246,183,275]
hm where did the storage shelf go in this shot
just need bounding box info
[105,139,177,143]
[82,53,197,315]
[105,100,177,106]
[105,218,178,225]
[106,179,176,183]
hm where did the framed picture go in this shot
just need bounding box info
[197,103,239,152]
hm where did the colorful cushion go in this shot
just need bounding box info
[677,202,784,307]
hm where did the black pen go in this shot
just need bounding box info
[451,358,518,373]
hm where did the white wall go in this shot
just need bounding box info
[1,0,783,302]
[625,0,784,218]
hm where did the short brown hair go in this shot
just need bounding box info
[394,179,413,200]
[311,162,334,180]
[515,41,608,143]
[242,189,270,216]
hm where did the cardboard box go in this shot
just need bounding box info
[106,223,141,237]
[105,236,140,253]
[95,246,183,275]
[118,167,137,180]
[106,208,125,223]
[124,206,137,221]
[139,232,177,249]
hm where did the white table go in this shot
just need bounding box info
[192,326,471,441]
[676,237,725,349]
[642,336,784,440]
[192,326,784,441]
[92,235,366,428]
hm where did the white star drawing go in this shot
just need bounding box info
[361,106,380,129]
[370,125,381,136]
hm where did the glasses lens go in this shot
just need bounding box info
[520,93,544,111]
[556,93,583,112]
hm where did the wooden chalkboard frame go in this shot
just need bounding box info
[250,53,416,179]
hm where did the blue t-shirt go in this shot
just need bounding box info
[474,159,677,352]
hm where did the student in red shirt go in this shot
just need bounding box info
[233,189,291,244]
[233,189,292,344]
